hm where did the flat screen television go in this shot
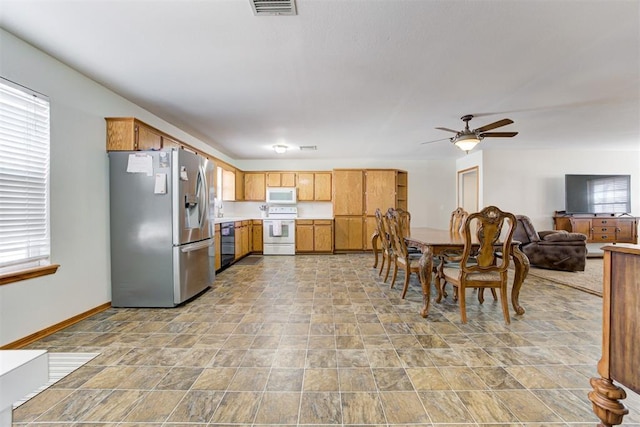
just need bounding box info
[565,174,631,214]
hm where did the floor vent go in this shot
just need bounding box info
[250,0,297,16]
[299,145,317,151]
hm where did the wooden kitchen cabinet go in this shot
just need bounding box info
[234,221,251,259]
[396,171,408,210]
[252,220,263,253]
[296,220,333,253]
[314,172,332,201]
[364,169,398,216]
[297,172,332,201]
[333,170,364,215]
[244,172,266,201]
[106,117,163,151]
[333,168,407,251]
[334,216,364,251]
[313,220,333,252]
[297,173,315,201]
[267,172,296,187]
[161,135,181,150]
[221,168,236,201]
[295,220,315,252]
[235,170,245,201]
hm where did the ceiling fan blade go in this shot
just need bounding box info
[479,131,518,138]
[420,137,450,145]
[435,127,459,133]
[474,118,513,133]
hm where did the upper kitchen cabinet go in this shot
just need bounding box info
[333,170,364,215]
[106,117,163,151]
[244,172,266,201]
[298,172,332,202]
[235,170,245,201]
[314,172,332,201]
[221,167,236,201]
[364,170,399,216]
[161,135,182,150]
[267,172,296,188]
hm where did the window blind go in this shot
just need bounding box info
[0,78,51,271]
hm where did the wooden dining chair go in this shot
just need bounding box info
[439,206,517,324]
[372,208,394,282]
[449,207,469,233]
[438,207,469,298]
[395,207,421,254]
[387,208,421,299]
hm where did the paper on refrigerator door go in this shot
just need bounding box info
[154,173,167,194]
[126,153,153,176]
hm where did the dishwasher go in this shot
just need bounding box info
[220,222,235,269]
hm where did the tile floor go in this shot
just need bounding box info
[15,253,640,426]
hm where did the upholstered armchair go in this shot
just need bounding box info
[513,215,587,272]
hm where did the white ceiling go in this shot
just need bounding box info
[1,0,639,160]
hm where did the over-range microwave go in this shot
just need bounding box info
[266,187,297,204]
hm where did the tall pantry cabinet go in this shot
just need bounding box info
[333,169,408,251]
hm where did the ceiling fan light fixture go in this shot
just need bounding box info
[273,144,288,154]
[453,134,481,153]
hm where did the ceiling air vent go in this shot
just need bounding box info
[250,0,297,16]
[299,146,317,151]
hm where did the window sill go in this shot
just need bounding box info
[0,264,60,286]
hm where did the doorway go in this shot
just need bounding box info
[458,166,479,213]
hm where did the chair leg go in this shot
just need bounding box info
[500,286,510,324]
[383,257,392,282]
[372,245,378,269]
[401,268,410,299]
[478,288,485,304]
[378,255,385,276]
[490,288,497,300]
[437,261,449,299]
[436,274,445,303]
[459,285,467,323]
[390,262,398,289]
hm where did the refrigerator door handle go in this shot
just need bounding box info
[197,165,207,228]
[180,239,213,253]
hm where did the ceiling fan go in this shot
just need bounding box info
[422,114,518,152]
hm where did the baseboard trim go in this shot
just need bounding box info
[1,302,112,349]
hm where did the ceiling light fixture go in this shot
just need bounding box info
[273,144,287,154]
[453,134,481,153]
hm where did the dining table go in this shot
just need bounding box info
[406,227,530,318]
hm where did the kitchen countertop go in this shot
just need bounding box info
[214,216,333,224]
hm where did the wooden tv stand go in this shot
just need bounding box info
[553,213,638,244]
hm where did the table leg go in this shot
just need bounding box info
[510,246,529,315]
[418,247,433,318]
[588,377,628,427]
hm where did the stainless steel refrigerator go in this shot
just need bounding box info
[109,149,215,307]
